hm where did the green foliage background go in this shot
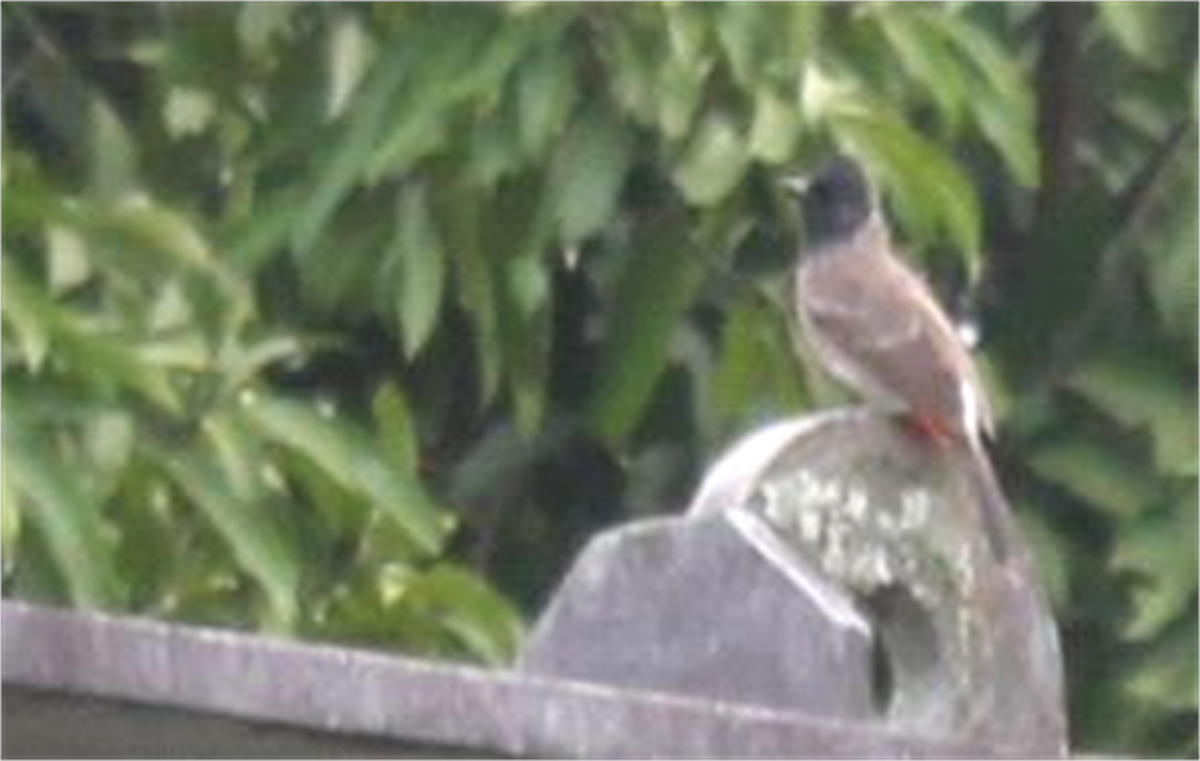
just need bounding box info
[2,3,1196,755]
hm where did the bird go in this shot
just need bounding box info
[783,155,1011,563]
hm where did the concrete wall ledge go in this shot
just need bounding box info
[2,601,1019,758]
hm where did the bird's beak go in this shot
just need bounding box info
[779,175,810,197]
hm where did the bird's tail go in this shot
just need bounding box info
[959,440,1012,565]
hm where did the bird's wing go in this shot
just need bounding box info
[797,249,993,437]
[892,256,996,438]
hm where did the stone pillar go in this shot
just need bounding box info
[520,408,1067,756]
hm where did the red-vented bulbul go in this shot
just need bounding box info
[785,155,1011,563]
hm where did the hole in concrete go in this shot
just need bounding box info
[870,630,894,714]
[860,584,940,717]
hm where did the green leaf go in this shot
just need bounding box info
[88,95,136,198]
[2,147,64,241]
[516,41,577,160]
[219,333,320,398]
[836,111,982,262]
[586,210,704,444]
[1,260,181,411]
[663,5,710,66]
[968,85,1039,189]
[137,332,210,373]
[872,7,968,129]
[392,184,446,359]
[369,108,448,182]
[656,53,711,142]
[274,447,369,538]
[497,255,551,436]
[223,188,305,273]
[1027,435,1159,517]
[241,393,450,556]
[80,411,136,504]
[1125,611,1199,713]
[603,17,659,127]
[1,256,52,371]
[800,61,865,125]
[548,102,630,243]
[1067,352,1199,477]
[237,3,298,57]
[369,14,541,180]
[46,224,92,294]
[326,16,373,120]
[1,466,21,574]
[1098,3,1190,69]
[1112,484,1199,640]
[710,295,806,430]
[3,412,123,608]
[715,2,811,88]
[714,3,771,88]
[293,44,411,253]
[66,332,182,413]
[157,444,300,629]
[673,115,750,207]
[748,89,801,164]
[1147,161,1199,351]
[926,10,1039,186]
[467,98,523,188]
[657,7,713,139]
[67,201,214,271]
[163,86,215,139]
[506,249,551,317]
[297,200,388,316]
[405,564,525,666]
[204,411,267,504]
[373,382,419,477]
[432,179,502,404]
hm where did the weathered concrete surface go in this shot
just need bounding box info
[714,409,1066,754]
[2,601,1014,759]
[5,686,468,759]
[521,408,1067,757]
[518,512,877,718]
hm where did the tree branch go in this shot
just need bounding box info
[1047,118,1193,379]
[1032,4,1089,230]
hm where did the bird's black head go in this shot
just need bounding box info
[784,155,876,249]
